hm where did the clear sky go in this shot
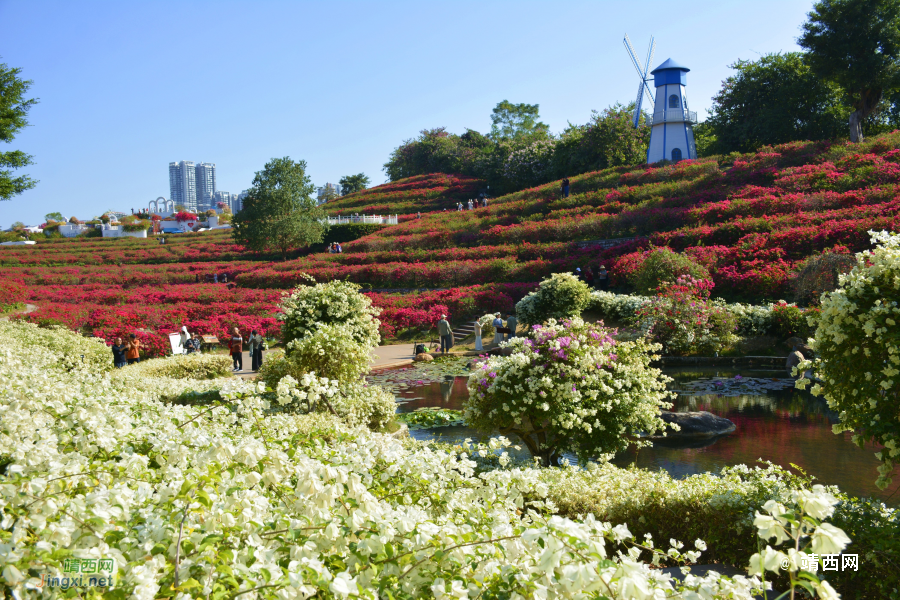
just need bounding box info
[1,0,812,226]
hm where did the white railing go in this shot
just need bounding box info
[326,215,398,225]
[652,109,698,125]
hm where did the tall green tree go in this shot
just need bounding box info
[0,59,39,201]
[799,0,900,142]
[232,157,326,261]
[553,103,651,174]
[705,53,849,153]
[44,212,64,223]
[338,173,370,195]
[490,100,549,141]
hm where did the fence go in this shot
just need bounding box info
[326,215,398,226]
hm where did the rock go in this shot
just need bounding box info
[652,411,736,439]
[414,353,434,362]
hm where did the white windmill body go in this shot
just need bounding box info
[646,59,698,163]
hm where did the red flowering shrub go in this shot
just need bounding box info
[633,276,737,356]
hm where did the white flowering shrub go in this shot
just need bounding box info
[589,290,809,338]
[330,380,397,430]
[748,485,850,599]
[274,372,340,412]
[465,317,673,466]
[285,323,373,385]
[118,353,233,380]
[501,138,558,189]
[515,272,592,327]
[0,318,854,599]
[278,279,381,349]
[5,320,112,373]
[477,313,497,337]
[798,230,900,490]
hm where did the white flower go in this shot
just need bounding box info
[810,523,851,556]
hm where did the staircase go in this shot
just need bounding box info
[452,322,476,340]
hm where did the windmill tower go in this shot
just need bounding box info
[645,59,698,163]
[623,34,655,129]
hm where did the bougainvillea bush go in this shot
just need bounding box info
[514,272,592,326]
[0,317,859,599]
[632,276,738,356]
[798,230,900,490]
[465,317,673,466]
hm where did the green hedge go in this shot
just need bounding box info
[310,223,387,252]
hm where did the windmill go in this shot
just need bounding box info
[623,34,656,129]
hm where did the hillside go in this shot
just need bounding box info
[322,173,484,216]
[2,132,898,353]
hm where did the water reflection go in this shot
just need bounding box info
[392,369,900,504]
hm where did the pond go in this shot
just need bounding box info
[370,363,900,505]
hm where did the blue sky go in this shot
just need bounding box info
[1,0,811,226]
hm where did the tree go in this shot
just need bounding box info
[0,59,39,201]
[44,212,64,223]
[553,103,651,174]
[338,173,370,195]
[705,53,849,154]
[514,273,592,327]
[799,0,900,143]
[231,157,327,260]
[490,100,549,141]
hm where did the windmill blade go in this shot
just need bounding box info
[642,37,656,106]
[633,81,645,128]
[623,34,647,81]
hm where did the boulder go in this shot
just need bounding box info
[652,411,736,439]
[414,353,434,362]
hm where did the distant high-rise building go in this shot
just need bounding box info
[235,189,250,213]
[195,163,217,211]
[214,190,232,211]
[169,161,197,211]
[317,182,342,204]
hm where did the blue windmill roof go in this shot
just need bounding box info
[651,58,690,74]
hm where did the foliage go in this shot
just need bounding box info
[232,157,327,260]
[278,279,381,350]
[396,407,465,430]
[798,230,900,490]
[828,496,900,597]
[122,220,152,232]
[489,99,549,142]
[465,317,673,466]
[793,251,856,305]
[705,53,850,154]
[44,212,64,223]
[514,272,592,326]
[0,59,38,201]
[553,103,652,174]
[117,353,234,380]
[287,323,375,385]
[768,300,814,339]
[318,223,386,247]
[799,0,900,142]
[633,276,738,356]
[630,247,711,295]
[174,210,197,223]
[338,172,370,195]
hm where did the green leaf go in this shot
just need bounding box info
[178,578,202,590]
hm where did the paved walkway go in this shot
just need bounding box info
[371,344,416,370]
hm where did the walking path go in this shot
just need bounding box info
[371,344,416,370]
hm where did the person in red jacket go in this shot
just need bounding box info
[229,327,243,371]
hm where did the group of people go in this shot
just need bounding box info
[575,265,609,290]
[156,237,168,245]
[229,327,266,372]
[111,327,267,372]
[110,334,143,368]
[194,273,230,284]
[435,312,519,355]
[328,242,343,253]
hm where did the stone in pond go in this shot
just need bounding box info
[414,353,434,362]
[652,411,736,439]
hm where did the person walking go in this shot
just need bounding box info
[248,330,265,371]
[417,212,421,219]
[336,242,343,253]
[474,319,483,351]
[185,333,201,354]
[213,273,218,283]
[596,265,609,291]
[492,313,504,345]
[229,327,243,371]
[506,313,518,340]
[561,178,570,198]
[111,337,127,368]
[125,334,141,365]
[468,199,473,210]
[438,314,453,354]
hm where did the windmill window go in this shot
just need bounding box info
[669,95,680,108]
[672,148,683,162]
